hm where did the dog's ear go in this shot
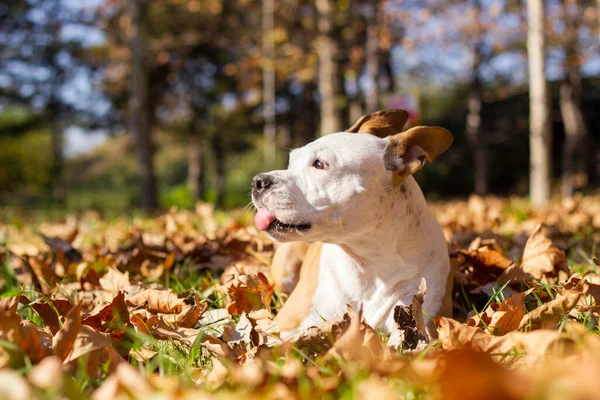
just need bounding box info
[384,126,453,179]
[346,109,409,138]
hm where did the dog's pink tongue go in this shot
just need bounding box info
[255,208,276,231]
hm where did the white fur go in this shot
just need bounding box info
[252,132,450,336]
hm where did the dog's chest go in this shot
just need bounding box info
[309,244,420,332]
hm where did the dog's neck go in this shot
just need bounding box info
[332,176,437,282]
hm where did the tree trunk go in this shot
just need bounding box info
[560,0,587,198]
[364,0,379,112]
[262,0,276,168]
[129,0,158,210]
[188,134,204,202]
[466,76,487,196]
[300,80,318,146]
[278,123,291,167]
[349,91,363,126]
[315,0,342,136]
[211,135,226,208]
[466,40,487,195]
[527,0,552,206]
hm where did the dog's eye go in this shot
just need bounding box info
[312,159,326,170]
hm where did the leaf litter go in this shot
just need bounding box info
[1,196,600,398]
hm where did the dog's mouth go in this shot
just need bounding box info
[254,207,311,234]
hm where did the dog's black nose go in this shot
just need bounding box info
[253,174,273,193]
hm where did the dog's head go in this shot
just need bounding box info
[252,109,452,242]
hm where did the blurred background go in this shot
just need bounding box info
[0,0,598,215]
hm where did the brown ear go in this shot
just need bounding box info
[384,126,453,179]
[346,109,410,138]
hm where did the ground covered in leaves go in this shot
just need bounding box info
[1,195,600,399]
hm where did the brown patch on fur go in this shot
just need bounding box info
[274,242,323,331]
[346,109,409,138]
[270,242,311,294]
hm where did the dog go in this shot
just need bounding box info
[251,109,453,338]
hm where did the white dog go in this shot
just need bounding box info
[251,109,453,337]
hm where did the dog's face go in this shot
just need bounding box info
[251,110,452,243]
[253,132,388,242]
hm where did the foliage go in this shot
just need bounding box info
[1,196,600,398]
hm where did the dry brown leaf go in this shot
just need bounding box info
[167,291,207,328]
[52,303,82,361]
[438,349,528,400]
[439,317,576,366]
[82,291,131,335]
[0,295,21,312]
[163,250,177,271]
[521,224,567,279]
[286,312,352,354]
[0,370,31,400]
[201,334,233,358]
[438,317,515,355]
[146,319,201,347]
[26,256,59,293]
[126,288,187,314]
[467,303,498,329]
[458,246,514,270]
[248,309,282,348]
[225,313,253,346]
[225,273,273,315]
[0,304,52,366]
[388,279,429,351]
[26,297,73,335]
[99,267,130,293]
[519,280,586,330]
[489,289,533,335]
[27,355,64,390]
[326,306,392,369]
[63,325,113,363]
[130,347,157,364]
[92,362,154,400]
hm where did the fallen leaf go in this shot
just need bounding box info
[521,225,567,279]
[326,306,392,369]
[82,291,131,336]
[92,362,153,400]
[99,267,130,293]
[28,355,64,389]
[458,246,514,270]
[126,288,186,314]
[52,303,82,361]
[63,325,113,363]
[41,233,83,264]
[489,289,533,335]
[26,297,73,334]
[225,273,273,315]
[519,280,586,330]
[0,370,31,400]
[438,349,528,400]
[388,279,429,351]
[286,312,352,354]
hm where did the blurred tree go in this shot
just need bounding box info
[364,0,380,113]
[527,0,552,206]
[262,0,277,168]
[316,0,343,135]
[558,0,589,198]
[128,0,158,210]
[385,1,526,194]
[0,0,93,204]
